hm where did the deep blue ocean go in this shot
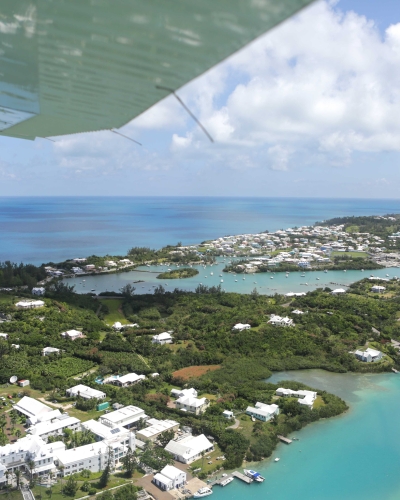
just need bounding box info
[1,196,400,264]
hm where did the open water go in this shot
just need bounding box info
[2,196,400,265]
[211,370,400,500]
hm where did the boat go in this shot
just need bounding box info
[301,274,305,277]
[210,272,213,276]
[193,487,213,498]
[244,469,265,482]
[220,477,234,487]
[324,270,328,273]
[274,458,280,462]
[220,279,223,283]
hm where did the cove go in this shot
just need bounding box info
[211,370,400,500]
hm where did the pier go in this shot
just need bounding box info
[277,435,293,444]
[231,471,253,484]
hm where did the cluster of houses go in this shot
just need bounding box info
[0,391,214,493]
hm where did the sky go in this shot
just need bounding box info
[1,0,400,198]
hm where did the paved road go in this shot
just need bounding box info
[227,418,240,429]
[21,487,35,500]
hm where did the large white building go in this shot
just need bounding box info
[104,373,146,387]
[15,300,45,309]
[28,412,80,442]
[165,434,214,464]
[246,402,279,422]
[13,397,53,425]
[56,431,135,476]
[136,419,179,443]
[232,323,251,332]
[175,395,209,415]
[42,347,61,356]
[153,465,186,491]
[276,388,317,408]
[66,385,106,400]
[268,315,294,327]
[61,329,83,340]
[99,405,147,430]
[152,332,173,345]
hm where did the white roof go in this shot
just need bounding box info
[28,415,80,437]
[15,300,45,308]
[0,434,45,456]
[138,419,178,439]
[67,385,105,399]
[365,348,382,357]
[153,332,173,341]
[113,322,122,329]
[13,397,53,419]
[56,440,108,465]
[82,419,130,440]
[42,347,60,354]
[61,329,82,338]
[160,465,185,480]
[171,388,198,398]
[99,405,146,426]
[116,373,146,384]
[165,434,213,461]
[331,288,346,294]
[232,323,251,330]
[176,396,207,408]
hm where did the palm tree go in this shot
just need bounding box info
[15,429,22,439]
[15,469,21,488]
[27,459,35,484]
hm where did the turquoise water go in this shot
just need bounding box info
[2,197,400,264]
[66,260,400,295]
[211,370,400,500]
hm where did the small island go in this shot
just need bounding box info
[157,267,199,279]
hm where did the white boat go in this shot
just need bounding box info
[243,469,265,482]
[324,270,328,273]
[220,477,234,487]
[220,279,224,283]
[210,272,213,276]
[194,487,213,498]
[274,458,280,462]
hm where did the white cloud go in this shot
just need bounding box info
[267,145,290,171]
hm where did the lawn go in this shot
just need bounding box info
[331,251,367,258]
[313,395,326,409]
[172,365,221,380]
[99,298,129,325]
[0,489,23,500]
[190,444,223,475]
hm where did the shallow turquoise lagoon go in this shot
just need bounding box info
[211,370,400,500]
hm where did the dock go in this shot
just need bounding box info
[277,435,293,444]
[392,368,399,373]
[231,471,253,484]
[209,474,234,487]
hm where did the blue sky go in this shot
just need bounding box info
[2,0,400,198]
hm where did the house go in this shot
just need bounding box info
[268,315,294,327]
[0,333,8,340]
[112,321,123,330]
[331,288,346,295]
[56,432,135,476]
[13,397,53,425]
[42,347,61,356]
[354,348,383,363]
[15,300,45,309]
[84,264,96,271]
[171,388,198,399]
[28,413,81,442]
[371,285,386,293]
[246,402,279,422]
[175,395,209,415]
[153,465,186,491]
[66,384,106,400]
[99,405,147,429]
[292,310,304,315]
[104,373,146,387]
[0,435,65,475]
[18,380,30,387]
[165,434,214,464]
[232,323,251,331]
[32,287,45,296]
[152,332,173,344]
[222,410,234,419]
[61,329,83,340]
[276,388,317,408]
[136,418,180,443]
[73,258,87,263]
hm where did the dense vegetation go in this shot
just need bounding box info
[0,261,46,288]
[157,268,199,279]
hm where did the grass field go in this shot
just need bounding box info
[99,298,129,325]
[190,444,223,475]
[172,365,221,380]
[313,395,326,409]
[331,251,367,258]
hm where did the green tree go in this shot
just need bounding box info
[158,430,175,448]
[121,446,136,478]
[62,475,78,496]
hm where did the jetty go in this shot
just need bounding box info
[209,474,234,487]
[277,435,293,444]
[392,368,399,373]
[231,471,253,484]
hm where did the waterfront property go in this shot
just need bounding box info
[246,402,279,422]
[331,288,346,295]
[165,434,214,464]
[371,285,386,293]
[153,464,187,491]
[66,384,106,400]
[354,348,383,363]
[276,388,317,408]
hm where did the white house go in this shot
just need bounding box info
[171,388,198,399]
[153,465,186,491]
[112,321,123,330]
[165,434,214,464]
[99,405,147,430]
[371,285,386,293]
[354,348,383,363]
[246,402,279,422]
[15,300,45,309]
[232,323,251,332]
[61,329,83,340]
[66,384,106,400]
[292,310,304,315]
[0,333,8,340]
[136,418,180,443]
[222,410,234,419]
[13,397,53,425]
[104,373,146,387]
[32,287,45,296]
[268,315,294,327]
[152,332,173,344]
[175,395,209,415]
[28,414,81,442]
[42,347,60,356]
[331,288,346,295]
[276,388,317,408]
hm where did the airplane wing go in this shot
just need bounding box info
[0,0,315,140]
